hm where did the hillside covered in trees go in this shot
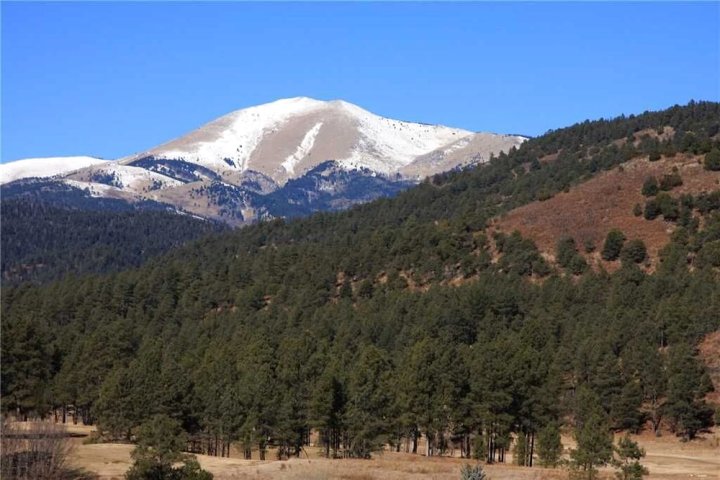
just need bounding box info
[2,101,719,475]
[0,200,227,285]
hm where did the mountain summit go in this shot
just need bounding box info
[120,97,523,184]
[2,97,525,224]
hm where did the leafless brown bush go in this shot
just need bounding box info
[0,418,93,479]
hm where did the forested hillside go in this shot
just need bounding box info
[1,200,227,285]
[2,101,719,470]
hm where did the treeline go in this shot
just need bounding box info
[1,199,227,285]
[2,101,719,468]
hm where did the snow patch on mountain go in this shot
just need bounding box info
[336,100,473,173]
[441,136,473,155]
[125,97,479,181]
[139,97,327,170]
[0,156,108,185]
[282,122,323,175]
[63,179,117,198]
[77,164,184,192]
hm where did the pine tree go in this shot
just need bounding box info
[94,367,138,439]
[344,346,392,458]
[0,315,52,419]
[309,365,346,458]
[570,387,613,479]
[641,177,658,197]
[125,414,213,480]
[460,463,488,480]
[556,237,579,268]
[703,149,720,171]
[643,199,660,220]
[602,230,626,261]
[664,344,714,440]
[537,422,563,467]
[620,240,647,265]
[613,435,648,480]
[610,381,645,433]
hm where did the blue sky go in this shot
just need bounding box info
[2,2,718,162]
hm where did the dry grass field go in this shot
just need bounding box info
[60,424,719,480]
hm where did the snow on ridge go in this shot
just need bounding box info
[142,97,475,176]
[336,101,474,171]
[282,122,323,175]
[63,179,117,198]
[120,97,515,183]
[151,97,328,170]
[0,156,108,185]
[86,164,183,191]
[441,136,474,155]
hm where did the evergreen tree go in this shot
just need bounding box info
[610,381,645,433]
[556,237,579,268]
[613,435,648,480]
[659,173,683,191]
[309,365,346,458]
[537,422,563,467]
[704,149,720,171]
[570,387,613,479]
[125,415,212,480]
[664,344,714,440]
[643,199,660,220]
[602,230,626,261]
[620,240,647,265]
[569,255,589,275]
[94,367,139,439]
[0,315,52,420]
[641,177,658,197]
[460,463,488,480]
[344,346,392,457]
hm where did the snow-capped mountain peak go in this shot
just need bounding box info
[122,97,485,184]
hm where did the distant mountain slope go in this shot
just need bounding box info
[1,199,226,285]
[0,97,525,225]
[264,161,416,218]
[0,156,108,184]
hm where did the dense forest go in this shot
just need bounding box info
[0,200,226,285]
[2,101,719,475]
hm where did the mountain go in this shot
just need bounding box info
[0,98,525,224]
[0,156,108,184]
[121,97,483,182]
